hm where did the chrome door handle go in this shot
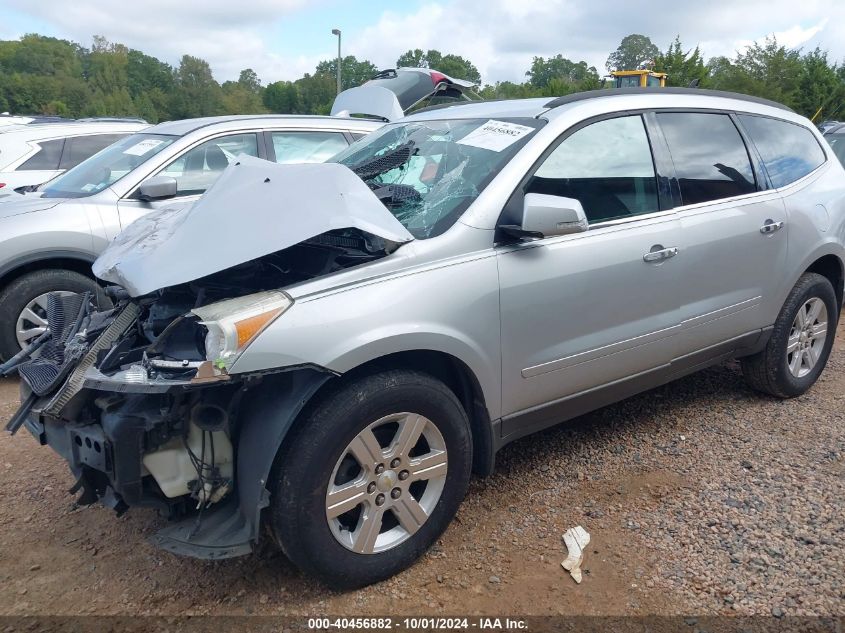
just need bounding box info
[643,246,679,262]
[760,220,785,234]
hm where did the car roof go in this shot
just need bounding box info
[147,114,383,137]
[825,123,845,135]
[405,88,800,124]
[0,121,149,139]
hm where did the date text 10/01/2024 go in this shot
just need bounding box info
[307,617,528,630]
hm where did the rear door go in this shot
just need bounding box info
[654,111,789,357]
[497,113,683,426]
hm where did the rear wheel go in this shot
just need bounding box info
[741,273,838,398]
[268,369,472,589]
[0,269,110,362]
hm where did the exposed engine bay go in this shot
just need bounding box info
[0,154,427,558]
[3,226,390,521]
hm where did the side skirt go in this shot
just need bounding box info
[496,328,769,451]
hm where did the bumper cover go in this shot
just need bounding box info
[17,365,334,560]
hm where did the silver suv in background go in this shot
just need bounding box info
[0,114,381,361]
[5,89,843,589]
[0,119,149,192]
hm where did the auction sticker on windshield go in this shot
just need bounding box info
[123,139,166,156]
[456,119,534,152]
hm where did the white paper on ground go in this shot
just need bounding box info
[561,525,591,584]
[456,119,534,152]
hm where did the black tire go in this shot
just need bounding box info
[741,272,839,398]
[268,369,473,589]
[0,269,110,362]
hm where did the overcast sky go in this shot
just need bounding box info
[3,0,844,85]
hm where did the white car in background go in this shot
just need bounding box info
[0,119,149,192]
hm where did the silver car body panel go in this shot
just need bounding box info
[229,92,845,434]
[93,157,414,296]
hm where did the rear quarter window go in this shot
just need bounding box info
[738,115,826,188]
[59,133,127,170]
[17,139,65,171]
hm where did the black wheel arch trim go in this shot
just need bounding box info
[0,249,98,284]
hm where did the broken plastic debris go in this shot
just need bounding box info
[561,525,590,584]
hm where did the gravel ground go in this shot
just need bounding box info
[0,319,842,617]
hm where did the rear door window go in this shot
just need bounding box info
[739,115,826,187]
[527,115,659,223]
[17,139,64,171]
[270,131,348,164]
[59,134,126,170]
[657,112,756,205]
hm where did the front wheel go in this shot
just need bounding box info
[741,272,838,398]
[268,369,472,589]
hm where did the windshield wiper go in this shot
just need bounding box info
[350,140,416,181]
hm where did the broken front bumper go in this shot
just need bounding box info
[13,363,335,561]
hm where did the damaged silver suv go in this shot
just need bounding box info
[5,89,844,589]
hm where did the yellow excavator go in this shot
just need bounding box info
[610,69,667,88]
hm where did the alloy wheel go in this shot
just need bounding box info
[15,291,75,350]
[325,412,448,554]
[786,297,828,378]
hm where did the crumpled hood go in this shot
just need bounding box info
[93,155,415,296]
[0,193,60,220]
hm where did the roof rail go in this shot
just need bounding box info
[544,87,793,112]
[76,117,149,124]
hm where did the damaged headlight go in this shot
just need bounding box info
[192,290,293,370]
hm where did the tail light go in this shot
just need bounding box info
[429,71,448,85]
[0,183,5,188]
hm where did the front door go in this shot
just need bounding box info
[116,132,260,235]
[498,114,682,430]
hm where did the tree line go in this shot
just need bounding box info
[0,32,843,123]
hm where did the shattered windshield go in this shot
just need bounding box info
[333,117,544,238]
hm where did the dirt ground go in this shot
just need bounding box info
[0,321,843,618]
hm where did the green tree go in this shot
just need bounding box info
[263,80,300,113]
[170,55,223,118]
[221,69,266,114]
[315,56,378,91]
[87,36,130,96]
[653,37,708,87]
[526,55,599,89]
[478,81,542,100]
[708,37,803,108]
[395,49,481,84]
[606,34,659,72]
[8,34,83,77]
[126,49,174,98]
[293,72,336,115]
[236,68,262,93]
[794,48,845,120]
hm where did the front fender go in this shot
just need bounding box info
[231,254,502,419]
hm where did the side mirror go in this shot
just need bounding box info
[137,176,177,201]
[501,193,588,240]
